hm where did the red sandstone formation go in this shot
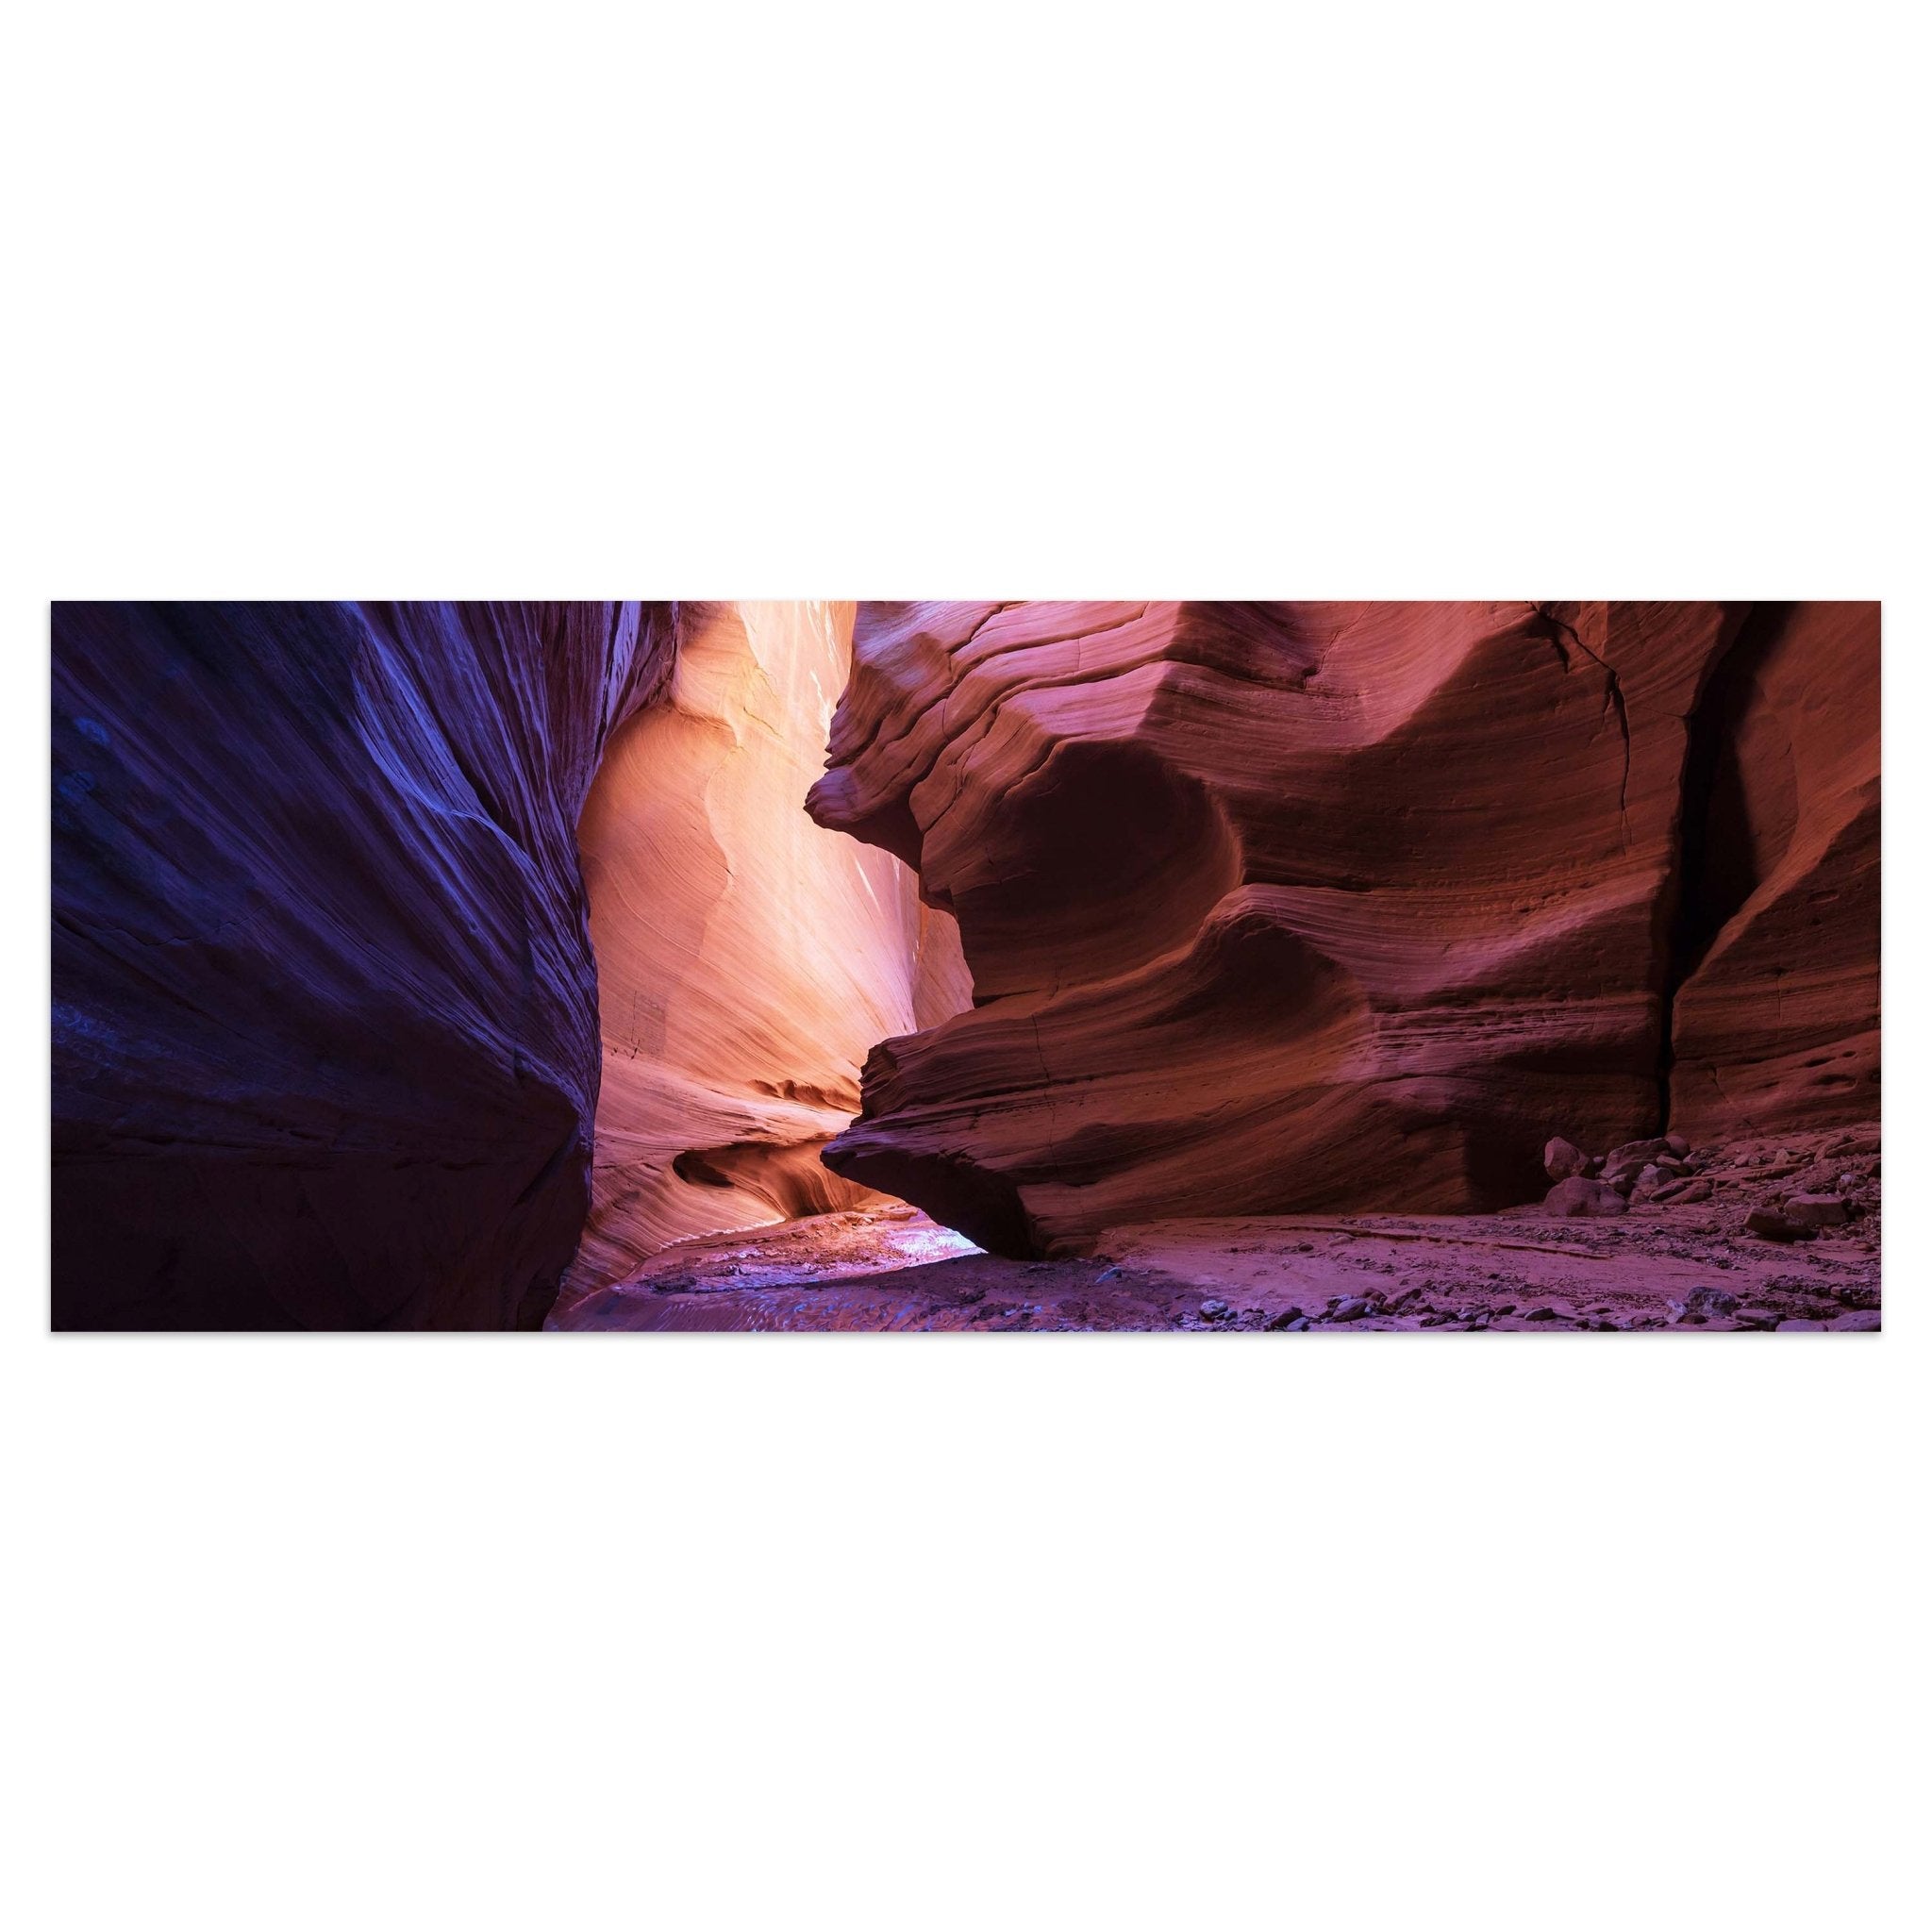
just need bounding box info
[575,601,968,1279]
[53,601,675,1329]
[50,597,1878,1325]
[1666,603,1880,1138]
[808,602,1880,1258]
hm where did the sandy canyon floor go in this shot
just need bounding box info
[549,1124,1880,1334]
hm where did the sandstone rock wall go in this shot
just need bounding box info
[52,601,674,1329]
[1666,602,1880,1136]
[51,597,1875,1313]
[575,600,969,1280]
[808,601,1879,1257]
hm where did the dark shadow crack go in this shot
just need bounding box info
[1532,603,1631,827]
[1651,601,1793,1129]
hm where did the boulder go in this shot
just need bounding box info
[1745,1207,1816,1242]
[1656,1178,1713,1205]
[1543,1136,1591,1180]
[1782,1192,1849,1228]
[1605,1137,1674,1172]
[1684,1286,1740,1318]
[1542,1176,1629,1218]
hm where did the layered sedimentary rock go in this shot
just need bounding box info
[575,601,968,1280]
[51,595,1878,1319]
[808,602,1880,1257]
[52,602,674,1329]
[1666,603,1880,1137]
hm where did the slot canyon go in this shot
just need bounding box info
[50,600,1880,1332]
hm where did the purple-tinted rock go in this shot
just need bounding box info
[1605,1137,1674,1172]
[1684,1286,1740,1318]
[807,603,1877,1257]
[1745,1207,1815,1243]
[1543,1136,1591,1180]
[1656,1177,1713,1205]
[1783,1192,1849,1228]
[52,601,675,1329]
[1541,1176,1629,1218]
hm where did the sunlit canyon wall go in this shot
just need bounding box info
[575,600,968,1281]
[808,602,1879,1257]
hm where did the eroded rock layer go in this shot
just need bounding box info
[808,602,1879,1257]
[52,601,674,1329]
[1666,603,1880,1137]
[575,601,969,1280]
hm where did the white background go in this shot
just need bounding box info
[2,4,1924,1927]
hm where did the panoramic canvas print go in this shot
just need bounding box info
[50,602,1880,1332]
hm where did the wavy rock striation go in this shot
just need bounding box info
[808,601,1879,1257]
[575,601,968,1281]
[52,601,675,1329]
[1665,603,1880,1137]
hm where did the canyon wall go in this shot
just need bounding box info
[52,601,675,1329]
[575,601,969,1282]
[1665,603,1880,1139]
[808,602,1880,1257]
[50,597,1876,1317]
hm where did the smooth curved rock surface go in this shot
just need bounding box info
[809,601,1879,1257]
[575,601,968,1280]
[52,601,675,1329]
[1666,602,1880,1137]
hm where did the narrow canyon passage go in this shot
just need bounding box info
[568,600,969,1288]
[49,600,1879,1330]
